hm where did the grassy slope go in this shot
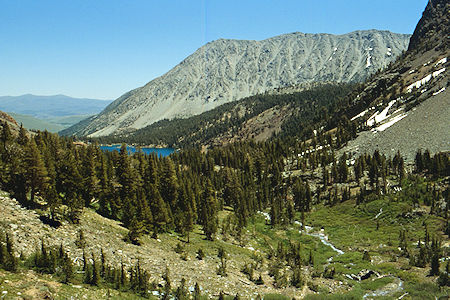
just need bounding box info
[1,176,448,299]
[8,113,66,133]
[0,269,150,300]
[8,113,93,133]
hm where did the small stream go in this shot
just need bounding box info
[362,277,404,299]
[295,220,404,298]
[295,221,344,256]
[307,232,345,255]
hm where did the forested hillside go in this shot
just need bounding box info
[0,0,449,299]
[88,83,357,148]
[0,119,449,298]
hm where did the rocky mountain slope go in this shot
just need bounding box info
[63,30,410,137]
[0,110,21,134]
[94,83,356,148]
[338,0,449,161]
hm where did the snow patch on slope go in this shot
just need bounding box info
[373,113,407,132]
[387,47,392,56]
[433,87,446,96]
[367,100,396,126]
[435,57,447,66]
[366,48,373,68]
[406,68,446,92]
[351,109,368,121]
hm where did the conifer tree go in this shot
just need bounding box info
[117,144,137,207]
[218,291,224,300]
[160,157,178,222]
[91,253,100,286]
[438,261,449,287]
[223,171,247,227]
[163,267,171,300]
[430,249,440,276]
[193,282,201,300]
[98,154,111,216]
[100,248,106,278]
[81,146,99,207]
[4,233,17,272]
[57,150,83,221]
[338,152,349,183]
[148,184,170,237]
[0,122,12,149]
[25,139,48,202]
[199,179,218,240]
[61,251,73,283]
[17,124,28,146]
[175,278,188,300]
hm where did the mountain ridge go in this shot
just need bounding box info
[63,30,410,137]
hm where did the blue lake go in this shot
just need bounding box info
[100,145,174,157]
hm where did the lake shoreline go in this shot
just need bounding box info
[99,144,175,157]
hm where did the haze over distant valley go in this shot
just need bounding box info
[0,94,112,132]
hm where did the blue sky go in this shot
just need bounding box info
[0,0,428,100]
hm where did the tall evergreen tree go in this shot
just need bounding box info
[148,184,170,237]
[199,179,218,240]
[24,139,48,202]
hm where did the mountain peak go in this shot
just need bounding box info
[63,30,410,138]
[408,0,449,52]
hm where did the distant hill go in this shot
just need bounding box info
[0,94,112,119]
[0,94,112,132]
[8,113,65,133]
[7,113,94,133]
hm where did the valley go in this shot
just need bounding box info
[0,95,112,133]
[0,0,449,299]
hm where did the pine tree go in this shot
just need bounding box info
[25,139,48,202]
[193,282,201,300]
[438,261,449,287]
[0,122,12,148]
[0,234,5,267]
[3,233,17,272]
[183,202,194,243]
[61,252,73,283]
[218,291,224,300]
[163,267,171,300]
[430,250,440,276]
[57,150,83,222]
[81,146,99,207]
[338,153,349,183]
[148,184,170,237]
[199,179,218,240]
[160,159,178,206]
[84,262,92,284]
[17,124,28,146]
[175,278,188,300]
[127,217,144,245]
[309,249,314,266]
[291,266,303,288]
[117,144,137,211]
[223,171,247,227]
[91,253,100,286]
